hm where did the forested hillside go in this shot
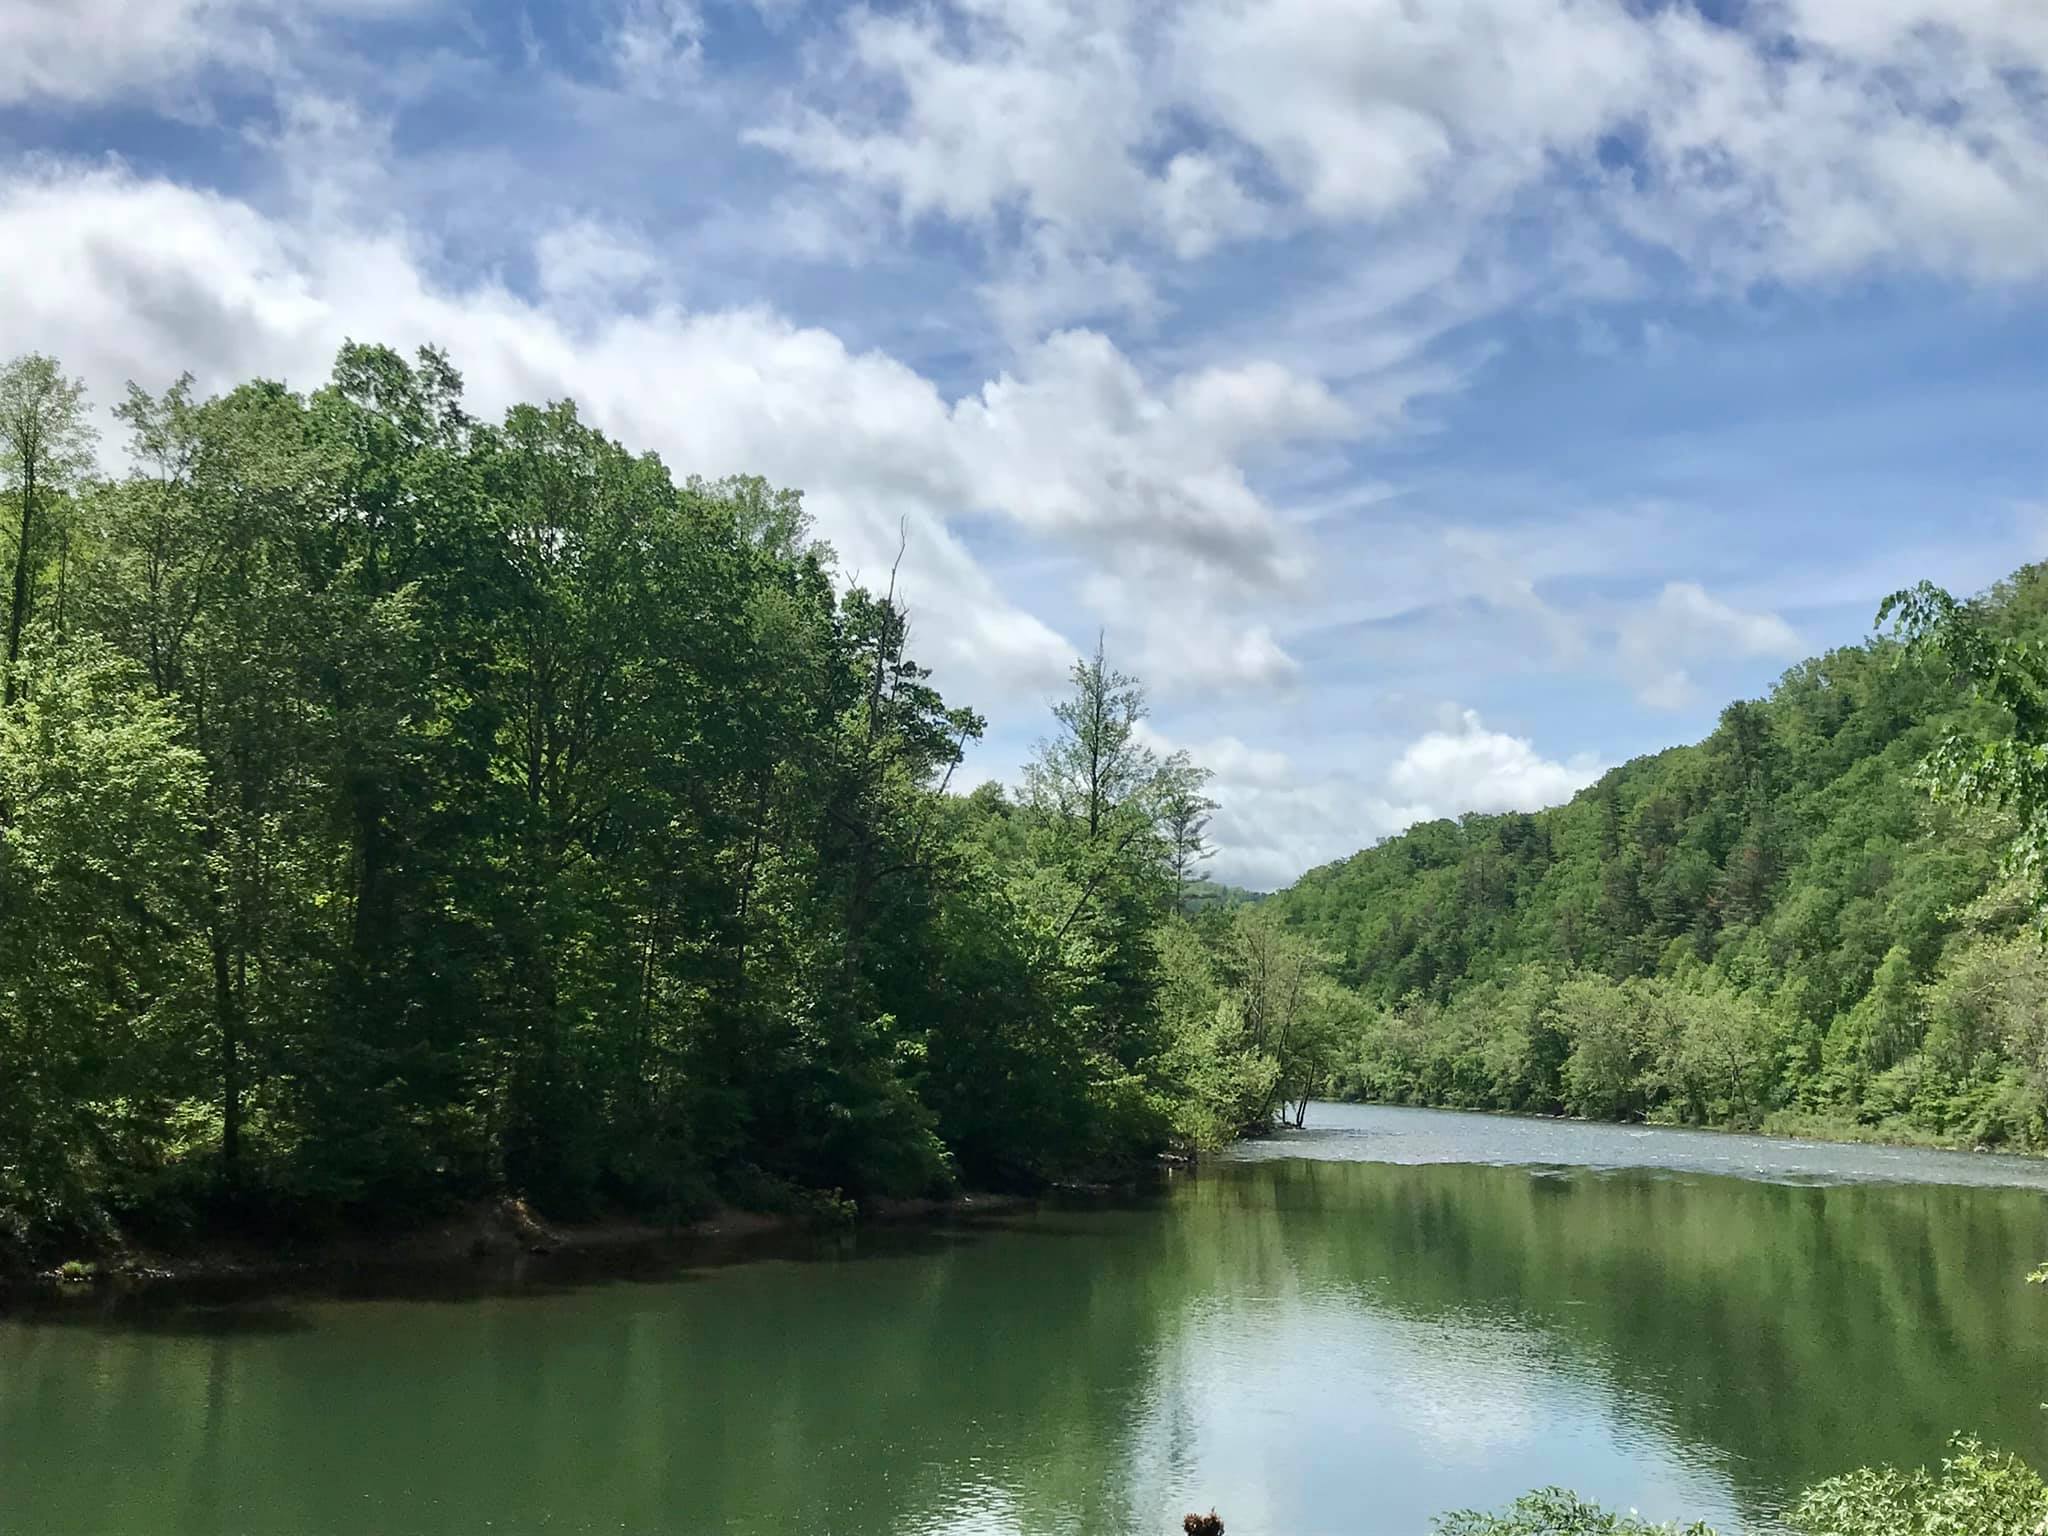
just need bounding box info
[0,347,1330,1266]
[1271,566,2048,1147]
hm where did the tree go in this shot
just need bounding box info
[1881,579,2048,923]
[1551,975,1647,1121]
[0,643,207,1248]
[1017,636,1210,1085]
[1161,756,1219,903]
[1024,632,1153,842]
[0,355,96,706]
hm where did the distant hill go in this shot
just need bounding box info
[1181,881,1268,915]
[1264,564,2048,1147]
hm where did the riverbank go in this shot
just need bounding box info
[0,1189,1039,1309]
[1328,1096,2044,1160]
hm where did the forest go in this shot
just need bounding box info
[1271,562,2048,1149]
[0,346,1337,1267]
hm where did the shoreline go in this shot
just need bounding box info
[0,1189,1043,1314]
[15,1102,2023,1313]
[1322,1097,2047,1161]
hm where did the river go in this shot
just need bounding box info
[4,1103,2047,1534]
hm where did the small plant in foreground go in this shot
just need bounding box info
[1434,1489,1714,1535]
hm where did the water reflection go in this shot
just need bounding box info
[4,1111,2047,1535]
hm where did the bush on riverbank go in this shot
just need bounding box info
[1437,1490,1713,1535]
[1436,1436,2048,1536]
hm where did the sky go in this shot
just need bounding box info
[3,0,2045,889]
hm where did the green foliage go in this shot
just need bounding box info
[0,642,208,1251]
[1435,1490,1714,1535]
[1279,565,2048,1147]
[1442,1438,2048,1536]
[0,346,1285,1265]
[1882,579,2048,926]
[1790,1437,2048,1536]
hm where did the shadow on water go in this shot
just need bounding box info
[0,1190,1167,1338]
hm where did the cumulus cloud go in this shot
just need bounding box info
[1619,581,1802,709]
[1385,709,1604,812]
[0,160,1337,705]
[8,0,2025,891]
[1172,362,1356,458]
[1139,728,1416,890]
[533,218,661,303]
[1156,714,1600,889]
[950,330,1321,584]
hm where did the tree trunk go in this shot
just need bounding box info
[4,462,34,706]
[211,902,243,1184]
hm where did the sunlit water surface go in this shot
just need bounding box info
[5,1103,2046,1535]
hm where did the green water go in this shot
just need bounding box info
[5,1105,2048,1535]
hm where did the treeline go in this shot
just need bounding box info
[0,346,1324,1264]
[1271,565,2048,1148]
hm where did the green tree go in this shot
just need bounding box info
[0,643,207,1250]
[0,355,96,706]
[1881,578,2048,921]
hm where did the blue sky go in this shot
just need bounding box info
[3,0,2045,886]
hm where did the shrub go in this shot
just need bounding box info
[1790,1435,2048,1536]
[1435,1490,1715,1535]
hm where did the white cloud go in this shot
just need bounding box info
[533,218,660,303]
[748,0,1156,234]
[1151,623,1302,696]
[1153,714,1599,889]
[1151,151,1263,260]
[0,160,1338,707]
[1141,728,1417,889]
[1214,624,1303,691]
[1619,581,1802,709]
[1385,709,1603,814]
[1172,0,1650,223]
[1206,773,1428,891]
[1608,3,2048,285]
[978,230,1160,344]
[610,0,705,96]
[10,0,2033,892]
[1172,362,1355,458]
[744,0,1266,310]
[755,0,2048,298]
[0,0,428,107]
[949,329,1315,585]
[1782,0,2048,74]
